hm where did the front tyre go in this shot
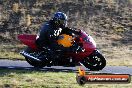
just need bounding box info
[82,50,106,71]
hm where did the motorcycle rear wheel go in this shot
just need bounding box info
[24,47,47,68]
[82,50,106,71]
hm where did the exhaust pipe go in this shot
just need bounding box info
[20,51,41,61]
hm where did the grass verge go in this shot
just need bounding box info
[0,44,25,60]
[0,69,132,88]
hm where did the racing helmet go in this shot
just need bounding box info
[53,12,67,27]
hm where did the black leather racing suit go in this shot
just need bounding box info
[36,20,83,61]
[36,20,80,51]
[36,20,62,49]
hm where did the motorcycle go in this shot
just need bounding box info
[18,30,106,71]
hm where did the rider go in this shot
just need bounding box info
[36,12,83,53]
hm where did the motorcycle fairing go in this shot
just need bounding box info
[18,34,37,49]
[18,30,96,62]
[66,31,96,61]
[57,34,74,47]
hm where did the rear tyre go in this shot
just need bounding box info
[24,47,47,68]
[82,50,106,71]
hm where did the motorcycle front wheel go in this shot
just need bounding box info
[82,50,106,71]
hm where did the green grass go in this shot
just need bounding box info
[0,44,25,60]
[0,69,131,88]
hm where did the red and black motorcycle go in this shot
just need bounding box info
[18,30,106,71]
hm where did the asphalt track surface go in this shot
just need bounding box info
[0,60,132,75]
